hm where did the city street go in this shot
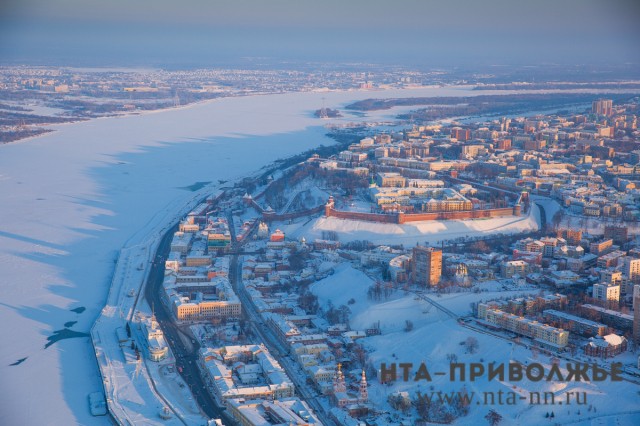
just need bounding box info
[144,224,237,425]
[229,253,336,426]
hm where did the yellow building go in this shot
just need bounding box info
[484,309,569,349]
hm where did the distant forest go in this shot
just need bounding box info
[345,93,635,121]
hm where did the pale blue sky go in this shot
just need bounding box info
[1,0,638,67]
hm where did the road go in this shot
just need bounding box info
[142,209,330,425]
[536,202,547,229]
[226,212,335,425]
[229,254,337,426]
[136,188,324,425]
[144,223,237,426]
[442,173,522,198]
[441,172,555,228]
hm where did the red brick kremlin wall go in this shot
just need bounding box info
[325,205,520,224]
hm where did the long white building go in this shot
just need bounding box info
[199,344,295,404]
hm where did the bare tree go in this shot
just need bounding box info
[404,320,414,332]
[485,409,503,426]
[464,337,479,354]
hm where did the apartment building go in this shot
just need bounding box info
[592,283,620,303]
[543,309,607,337]
[483,308,569,349]
[501,260,529,278]
[412,246,442,286]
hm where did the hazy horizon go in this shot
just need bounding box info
[1,0,639,69]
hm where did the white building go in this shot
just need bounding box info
[199,344,295,404]
[593,283,620,303]
[143,315,169,362]
[227,397,320,425]
[623,257,640,280]
[257,222,269,239]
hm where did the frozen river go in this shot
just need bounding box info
[0,84,627,424]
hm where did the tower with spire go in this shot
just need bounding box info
[333,363,346,394]
[325,196,335,217]
[359,369,368,402]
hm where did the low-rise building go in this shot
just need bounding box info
[590,239,613,255]
[169,278,241,321]
[580,304,634,331]
[227,397,320,426]
[142,315,169,362]
[597,250,626,268]
[200,345,295,404]
[376,172,406,187]
[389,254,412,283]
[481,307,569,350]
[584,334,628,358]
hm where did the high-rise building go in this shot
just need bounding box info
[592,99,613,116]
[412,246,442,286]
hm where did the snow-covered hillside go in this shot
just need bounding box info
[286,204,540,246]
[312,269,640,425]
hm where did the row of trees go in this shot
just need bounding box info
[388,389,507,425]
[367,280,395,301]
[322,301,351,325]
[414,386,471,423]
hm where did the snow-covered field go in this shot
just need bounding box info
[1,84,537,425]
[364,311,640,425]
[311,264,640,425]
[310,263,378,326]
